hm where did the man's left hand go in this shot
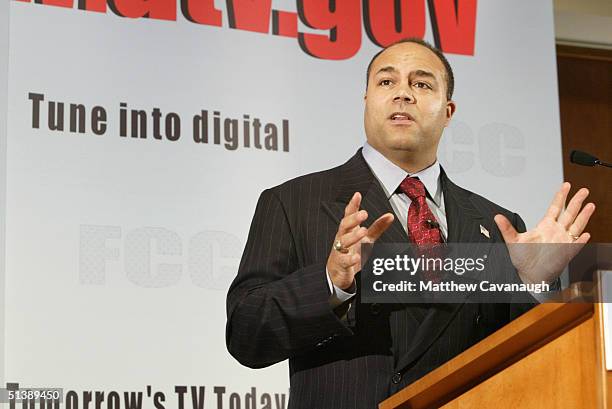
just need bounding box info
[494,182,596,285]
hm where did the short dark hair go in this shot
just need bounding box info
[366,38,455,100]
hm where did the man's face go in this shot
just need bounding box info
[364,42,455,164]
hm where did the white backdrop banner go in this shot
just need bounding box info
[3,0,562,408]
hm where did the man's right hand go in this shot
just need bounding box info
[327,192,395,290]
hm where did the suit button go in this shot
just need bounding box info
[474,313,482,326]
[370,303,382,315]
[316,336,332,347]
[391,372,402,384]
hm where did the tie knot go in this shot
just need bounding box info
[399,176,426,200]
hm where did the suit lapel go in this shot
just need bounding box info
[443,170,488,244]
[321,149,407,244]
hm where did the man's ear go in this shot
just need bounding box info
[445,100,456,124]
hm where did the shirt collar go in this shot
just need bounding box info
[362,142,442,206]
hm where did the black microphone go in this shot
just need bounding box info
[425,219,440,229]
[570,150,612,168]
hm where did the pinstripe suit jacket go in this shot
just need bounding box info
[226,149,533,409]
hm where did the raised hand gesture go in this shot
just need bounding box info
[327,192,395,290]
[494,182,595,284]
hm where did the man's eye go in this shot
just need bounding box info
[379,79,393,86]
[414,81,432,89]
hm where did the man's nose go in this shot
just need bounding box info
[393,87,415,103]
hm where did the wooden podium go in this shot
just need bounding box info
[379,285,612,408]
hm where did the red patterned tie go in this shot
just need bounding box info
[399,177,443,282]
[399,177,442,245]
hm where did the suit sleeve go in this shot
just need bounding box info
[226,189,353,369]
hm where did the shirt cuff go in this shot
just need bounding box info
[326,268,356,308]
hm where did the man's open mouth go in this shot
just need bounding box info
[389,112,415,123]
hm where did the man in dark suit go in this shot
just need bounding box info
[226,38,595,408]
